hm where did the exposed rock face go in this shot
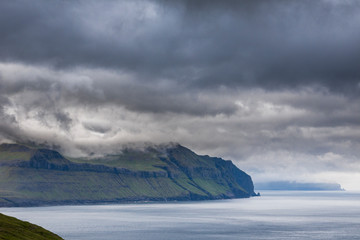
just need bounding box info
[0,143,256,207]
[28,149,72,170]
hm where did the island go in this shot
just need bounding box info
[0,143,256,207]
[255,181,344,191]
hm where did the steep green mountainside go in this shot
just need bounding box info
[0,213,63,240]
[0,143,256,207]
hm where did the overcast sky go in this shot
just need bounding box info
[1,0,360,189]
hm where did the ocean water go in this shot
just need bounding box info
[1,191,360,240]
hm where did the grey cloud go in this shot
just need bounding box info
[54,111,73,131]
[83,122,112,134]
[0,103,23,143]
[6,72,360,155]
[0,0,360,94]
[0,63,359,160]
[0,64,238,116]
[259,90,360,128]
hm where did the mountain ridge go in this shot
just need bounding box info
[0,143,256,207]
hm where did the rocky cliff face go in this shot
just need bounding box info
[0,143,256,207]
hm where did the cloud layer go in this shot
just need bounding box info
[0,0,360,189]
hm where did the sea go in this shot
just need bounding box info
[1,191,360,240]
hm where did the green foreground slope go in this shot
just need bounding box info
[0,213,63,240]
[0,143,256,207]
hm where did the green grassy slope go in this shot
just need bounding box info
[0,143,255,207]
[0,167,191,206]
[0,213,63,240]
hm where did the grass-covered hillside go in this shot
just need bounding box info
[0,213,63,240]
[0,143,256,207]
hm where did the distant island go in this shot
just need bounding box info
[255,181,344,191]
[0,143,256,207]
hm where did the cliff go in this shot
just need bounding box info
[0,143,256,207]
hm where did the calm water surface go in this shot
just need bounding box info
[1,191,360,240]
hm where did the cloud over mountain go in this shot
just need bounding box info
[0,0,359,189]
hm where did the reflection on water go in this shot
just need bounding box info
[1,191,360,240]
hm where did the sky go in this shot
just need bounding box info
[0,0,360,190]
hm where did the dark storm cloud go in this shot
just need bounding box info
[0,65,238,116]
[1,0,360,94]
